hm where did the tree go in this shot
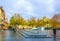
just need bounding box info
[10,16,15,25]
[27,17,36,27]
[9,13,24,26]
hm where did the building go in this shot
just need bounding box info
[0,7,8,30]
[52,14,60,28]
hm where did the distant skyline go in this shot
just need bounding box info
[0,0,60,22]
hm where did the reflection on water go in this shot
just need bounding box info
[5,31,11,41]
[53,35,56,41]
[0,30,60,41]
[0,30,16,41]
[0,31,11,41]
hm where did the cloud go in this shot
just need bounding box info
[12,0,36,16]
[54,0,60,13]
[0,0,57,21]
[41,0,54,12]
[12,0,32,9]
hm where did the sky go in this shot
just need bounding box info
[0,0,60,22]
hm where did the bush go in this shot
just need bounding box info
[56,28,60,30]
[45,27,53,30]
[8,26,13,30]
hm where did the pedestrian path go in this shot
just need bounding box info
[17,31,60,41]
[0,30,60,41]
[17,29,52,38]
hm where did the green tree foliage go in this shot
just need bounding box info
[9,14,53,28]
[10,16,15,25]
[10,14,25,26]
[27,17,36,27]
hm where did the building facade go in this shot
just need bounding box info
[0,7,8,30]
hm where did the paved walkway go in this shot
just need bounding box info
[17,29,60,41]
[0,30,60,41]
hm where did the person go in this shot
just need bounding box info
[13,25,16,32]
[53,26,56,37]
[13,28,16,32]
